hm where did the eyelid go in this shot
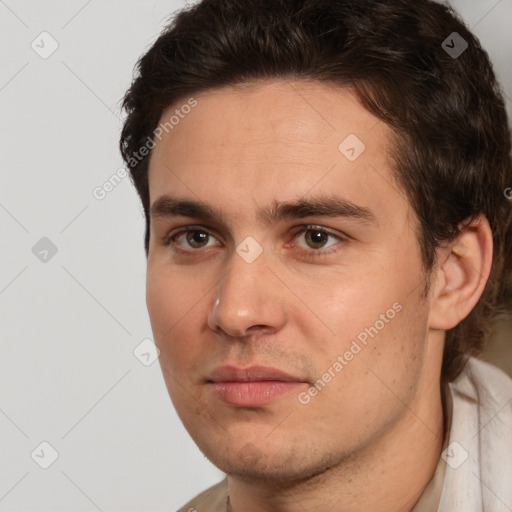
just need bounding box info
[290,224,345,240]
[287,224,346,253]
[163,224,223,247]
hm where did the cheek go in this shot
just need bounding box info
[146,266,205,366]
[146,271,211,415]
[308,268,395,338]
[306,251,428,381]
[146,259,208,326]
[302,301,429,441]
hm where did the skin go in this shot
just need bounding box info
[145,79,493,511]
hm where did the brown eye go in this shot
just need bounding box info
[165,226,220,251]
[304,229,330,249]
[293,226,341,251]
[186,230,210,248]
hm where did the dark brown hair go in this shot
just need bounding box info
[119,0,512,381]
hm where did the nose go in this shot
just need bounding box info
[207,249,287,339]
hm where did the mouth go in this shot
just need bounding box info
[207,365,308,406]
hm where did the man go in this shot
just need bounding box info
[119,0,512,510]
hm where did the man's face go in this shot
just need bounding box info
[146,80,440,481]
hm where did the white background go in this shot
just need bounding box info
[1,1,511,510]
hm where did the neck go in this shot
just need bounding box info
[227,368,445,512]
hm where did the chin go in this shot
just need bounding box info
[200,440,346,486]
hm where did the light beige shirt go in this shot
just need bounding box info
[177,357,512,512]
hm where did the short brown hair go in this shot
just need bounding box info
[119,0,512,381]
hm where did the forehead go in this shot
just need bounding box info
[152,79,384,152]
[147,79,405,227]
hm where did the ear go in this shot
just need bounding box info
[428,214,493,330]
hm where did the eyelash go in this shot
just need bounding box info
[162,224,346,259]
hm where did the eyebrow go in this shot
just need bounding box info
[149,195,377,226]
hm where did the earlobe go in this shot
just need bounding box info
[428,215,493,331]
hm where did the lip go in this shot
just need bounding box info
[207,365,308,406]
[208,365,303,383]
